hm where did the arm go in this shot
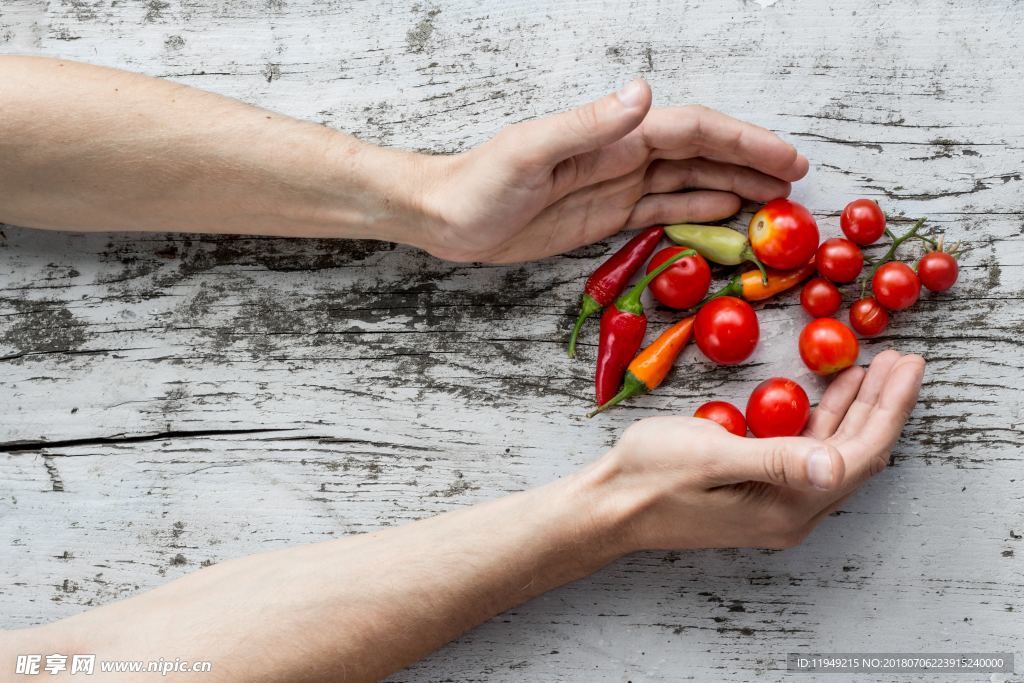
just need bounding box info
[2,351,924,682]
[0,56,807,263]
[0,56,426,242]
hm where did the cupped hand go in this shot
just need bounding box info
[415,80,809,263]
[587,350,925,552]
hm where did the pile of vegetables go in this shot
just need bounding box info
[570,198,961,436]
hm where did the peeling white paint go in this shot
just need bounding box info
[1,1,1022,681]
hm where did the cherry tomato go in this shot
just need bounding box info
[694,401,747,437]
[745,377,810,438]
[694,296,759,365]
[646,246,712,309]
[840,199,886,245]
[800,277,842,318]
[918,251,959,292]
[872,261,921,310]
[849,297,890,336]
[748,198,819,270]
[816,237,863,283]
[798,318,859,375]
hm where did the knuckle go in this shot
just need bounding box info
[777,529,809,549]
[763,520,810,549]
[761,445,790,486]
[618,422,645,450]
[571,103,601,138]
[729,125,746,152]
[681,105,709,140]
[619,417,659,450]
[768,537,790,550]
[492,125,534,167]
[763,533,794,550]
[695,457,728,484]
[684,103,711,117]
[868,452,891,476]
[492,123,521,150]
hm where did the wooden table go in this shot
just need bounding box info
[2,1,1021,680]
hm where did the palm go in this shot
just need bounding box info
[713,350,923,548]
[783,350,925,529]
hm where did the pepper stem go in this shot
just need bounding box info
[615,248,696,315]
[701,274,742,305]
[567,294,602,358]
[586,373,648,418]
[741,244,770,286]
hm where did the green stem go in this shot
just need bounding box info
[741,244,770,285]
[566,294,602,359]
[615,249,696,315]
[868,217,927,280]
[587,373,648,418]
[702,274,743,305]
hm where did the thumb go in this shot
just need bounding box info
[709,436,846,492]
[508,79,652,166]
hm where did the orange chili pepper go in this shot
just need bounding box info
[709,259,817,302]
[587,315,695,417]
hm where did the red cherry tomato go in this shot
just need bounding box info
[800,277,842,318]
[917,251,958,292]
[816,237,863,283]
[748,198,819,270]
[840,199,886,245]
[646,247,712,309]
[694,296,759,365]
[694,401,747,437]
[745,377,810,438]
[798,318,859,375]
[849,297,890,336]
[872,261,921,310]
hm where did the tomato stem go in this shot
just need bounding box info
[867,217,927,281]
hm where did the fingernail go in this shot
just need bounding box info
[807,448,834,490]
[615,79,646,109]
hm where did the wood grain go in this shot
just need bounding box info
[1,0,1022,680]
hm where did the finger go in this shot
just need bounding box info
[644,158,792,202]
[803,365,866,439]
[502,79,652,168]
[624,190,741,229]
[842,354,925,482]
[704,434,846,492]
[832,349,903,441]
[641,105,809,182]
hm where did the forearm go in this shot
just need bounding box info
[0,56,436,242]
[7,462,628,682]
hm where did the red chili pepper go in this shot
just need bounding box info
[567,226,664,358]
[588,315,695,417]
[594,248,696,405]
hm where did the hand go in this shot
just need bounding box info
[581,350,925,551]
[414,79,809,263]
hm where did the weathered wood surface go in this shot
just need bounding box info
[1,0,1022,680]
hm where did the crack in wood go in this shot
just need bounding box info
[0,428,298,453]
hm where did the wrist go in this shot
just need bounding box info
[319,135,453,249]
[551,451,648,565]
